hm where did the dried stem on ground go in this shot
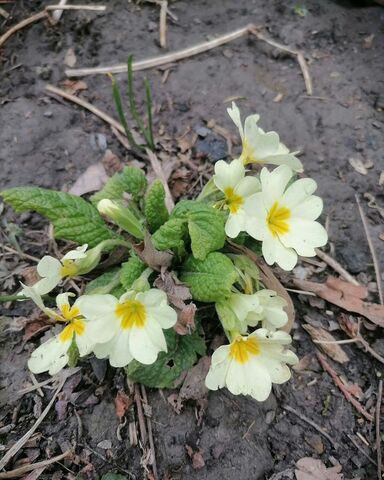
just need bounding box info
[0,451,71,479]
[376,379,383,480]
[316,352,374,422]
[356,194,383,305]
[0,377,66,469]
[65,24,312,95]
[315,248,359,286]
[159,0,167,48]
[283,405,339,450]
[141,385,159,480]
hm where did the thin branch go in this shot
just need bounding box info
[376,379,383,480]
[0,377,66,469]
[0,451,71,479]
[356,194,383,305]
[45,4,106,11]
[50,0,68,24]
[141,385,158,480]
[159,0,167,48]
[66,24,254,76]
[283,405,338,450]
[316,352,374,422]
[315,248,359,286]
[0,244,40,262]
[346,433,378,467]
[0,11,48,49]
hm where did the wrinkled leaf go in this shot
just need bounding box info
[181,252,238,302]
[120,256,146,290]
[126,328,206,388]
[144,180,169,232]
[1,187,114,247]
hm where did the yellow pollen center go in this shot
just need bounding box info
[224,187,244,214]
[267,201,290,236]
[60,303,81,321]
[229,336,261,364]
[59,318,85,343]
[60,259,79,278]
[116,299,146,330]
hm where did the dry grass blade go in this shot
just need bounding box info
[316,352,374,422]
[356,194,383,305]
[50,0,67,24]
[45,4,106,11]
[315,248,359,286]
[66,24,254,76]
[376,379,383,480]
[0,11,48,49]
[0,451,71,479]
[159,0,167,48]
[0,377,66,469]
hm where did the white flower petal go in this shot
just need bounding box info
[37,256,62,278]
[108,331,133,367]
[281,219,328,257]
[28,336,70,375]
[225,211,246,238]
[261,153,303,173]
[234,176,261,198]
[56,292,76,311]
[229,292,261,324]
[244,119,280,160]
[76,294,118,321]
[137,289,167,308]
[281,178,317,209]
[260,166,294,208]
[227,102,245,139]
[129,323,165,364]
[62,244,88,261]
[213,159,245,191]
[29,276,61,296]
[205,355,230,390]
[146,302,177,330]
[290,195,323,221]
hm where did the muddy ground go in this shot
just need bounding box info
[1,0,384,478]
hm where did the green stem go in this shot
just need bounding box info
[144,78,155,150]
[110,74,141,151]
[0,294,28,303]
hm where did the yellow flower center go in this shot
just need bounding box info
[57,303,85,343]
[116,299,146,330]
[229,336,260,364]
[224,187,244,214]
[60,259,79,278]
[59,318,86,343]
[267,201,290,236]
[240,139,257,165]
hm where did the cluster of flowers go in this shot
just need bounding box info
[21,103,327,402]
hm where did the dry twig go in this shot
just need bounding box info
[0,244,40,262]
[159,0,167,48]
[0,451,71,479]
[50,0,68,24]
[315,248,359,286]
[316,352,374,422]
[283,405,338,450]
[141,385,158,480]
[134,384,148,446]
[0,11,48,49]
[45,4,106,11]
[356,194,383,305]
[346,433,377,467]
[0,377,66,469]
[376,379,383,480]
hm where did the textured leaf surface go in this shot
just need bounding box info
[144,180,169,232]
[85,268,121,295]
[181,252,238,302]
[91,166,147,204]
[172,200,225,260]
[120,256,146,290]
[126,328,206,388]
[151,218,188,252]
[1,187,113,247]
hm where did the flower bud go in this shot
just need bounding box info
[97,199,144,240]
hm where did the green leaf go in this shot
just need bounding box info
[180,252,238,302]
[126,328,206,388]
[85,268,121,295]
[91,166,147,205]
[144,180,169,232]
[151,217,188,252]
[120,256,146,290]
[1,187,114,247]
[215,300,239,331]
[171,200,226,260]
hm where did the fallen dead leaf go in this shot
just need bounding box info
[363,33,374,48]
[294,277,384,327]
[21,265,40,286]
[134,232,173,271]
[364,192,384,219]
[175,303,197,335]
[114,390,132,419]
[185,445,205,470]
[338,313,359,338]
[179,356,210,402]
[69,163,108,196]
[302,324,349,364]
[60,79,88,95]
[348,157,373,175]
[64,47,77,67]
[101,149,123,175]
[154,271,191,309]
[295,457,343,480]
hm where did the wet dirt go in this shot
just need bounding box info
[1,0,384,478]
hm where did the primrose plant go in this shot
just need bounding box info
[1,101,327,402]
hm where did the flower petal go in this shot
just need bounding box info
[281,178,318,209]
[260,165,294,208]
[108,331,133,367]
[234,176,261,198]
[28,336,70,375]
[129,321,166,364]
[213,159,245,192]
[290,195,323,221]
[227,102,245,139]
[225,210,246,238]
[62,244,88,260]
[280,219,328,257]
[76,294,118,321]
[261,153,303,172]
[37,256,62,278]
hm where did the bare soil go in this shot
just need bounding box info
[1,0,383,479]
